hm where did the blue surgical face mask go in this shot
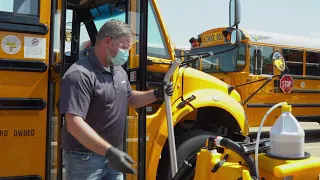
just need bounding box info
[107,39,129,66]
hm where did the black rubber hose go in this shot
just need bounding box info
[172,161,193,180]
[216,136,258,178]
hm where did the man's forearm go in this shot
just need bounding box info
[128,90,157,108]
[65,113,111,156]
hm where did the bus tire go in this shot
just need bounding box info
[157,129,217,180]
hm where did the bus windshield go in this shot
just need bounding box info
[190,43,246,73]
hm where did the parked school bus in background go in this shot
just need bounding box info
[0,0,249,179]
[188,27,320,127]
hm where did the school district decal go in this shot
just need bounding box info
[1,35,21,54]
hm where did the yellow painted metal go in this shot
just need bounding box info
[142,67,249,180]
[0,0,52,178]
[194,149,247,180]
[193,147,320,180]
[0,0,252,179]
[258,153,320,179]
[125,66,249,180]
[125,1,250,179]
[190,27,320,128]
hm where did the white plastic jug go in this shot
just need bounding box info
[269,104,305,158]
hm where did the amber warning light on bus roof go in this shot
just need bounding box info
[222,29,233,42]
[189,36,201,47]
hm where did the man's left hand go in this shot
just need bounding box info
[154,81,174,100]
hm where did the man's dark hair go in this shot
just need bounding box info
[96,19,133,42]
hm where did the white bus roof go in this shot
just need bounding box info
[242,29,320,50]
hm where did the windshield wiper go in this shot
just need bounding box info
[178,45,238,67]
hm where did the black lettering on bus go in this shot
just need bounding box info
[202,33,224,44]
[13,129,35,137]
[0,130,8,137]
[216,33,223,41]
[209,35,213,42]
[203,34,215,44]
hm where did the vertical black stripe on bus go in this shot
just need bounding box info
[57,0,67,179]
[45,0,57,179]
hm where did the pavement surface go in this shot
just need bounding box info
[249,122,320,157]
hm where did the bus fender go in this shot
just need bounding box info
[146,88,249,179]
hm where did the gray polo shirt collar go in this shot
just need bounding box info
[88,50,112,74]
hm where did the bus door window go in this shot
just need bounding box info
[249,46,274,75]
[0,0,38,16]
[282,48,303,75]
[135,1,169,59]
[306,51,320,76]
[133,0,171,115]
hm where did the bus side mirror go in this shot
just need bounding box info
[253,49,262,75]
[229,0,241,28]
[223,28,242,45]
[230,29,242,45]
[272,51,286,72]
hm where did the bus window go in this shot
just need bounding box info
[191,61,200,69]
[236,44,246,71]
[0,0,39,16]
[249,46,273,75]
[282,49,303,75]
[185,54,199,69]
[175,49,181,59]
[190,43,246,73]
[306,51,320,76]
[136,1,170,59]
[77,5,127,57]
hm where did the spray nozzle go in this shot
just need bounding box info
[281,102,292,112]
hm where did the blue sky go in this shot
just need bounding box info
[1,0,318,49]
[157,0,320,46]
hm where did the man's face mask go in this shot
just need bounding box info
[107,39,129,66]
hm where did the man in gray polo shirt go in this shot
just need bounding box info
[59,19,173,180]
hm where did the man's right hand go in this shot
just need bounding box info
[105,146,137,174]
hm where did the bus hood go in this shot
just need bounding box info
[181,67,241,102]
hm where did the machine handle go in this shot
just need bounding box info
[163,58,182,178]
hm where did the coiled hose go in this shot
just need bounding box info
[215,136,258,178]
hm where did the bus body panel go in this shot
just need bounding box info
[0,0,53,178]
[188,27,320,127]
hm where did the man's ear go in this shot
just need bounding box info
[104,36,112,45]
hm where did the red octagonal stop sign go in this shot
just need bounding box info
[280,75,294,93]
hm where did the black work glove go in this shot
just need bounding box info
[105,146,137,174]
[153,81,174,100]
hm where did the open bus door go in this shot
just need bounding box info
[0,0,148,179]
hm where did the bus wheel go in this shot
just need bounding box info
[157,129,217,180]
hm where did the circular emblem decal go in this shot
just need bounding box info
[1,35,21,54]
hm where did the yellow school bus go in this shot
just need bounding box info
[188,27,320,127]
[0,0,249,179]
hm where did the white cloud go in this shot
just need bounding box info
[310,32,320,37]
